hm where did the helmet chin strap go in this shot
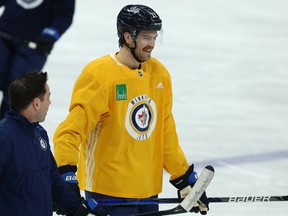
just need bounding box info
[131,44,145,64]
[125,40,145,64]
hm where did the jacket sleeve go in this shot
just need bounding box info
[50,151,82,214]
[36,125,81,214]
[49,0,75,36]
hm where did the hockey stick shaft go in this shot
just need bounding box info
[209,195,288,203]
[0,31,37,49]
[97,195,288,205]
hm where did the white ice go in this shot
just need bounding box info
[34,0,288,215]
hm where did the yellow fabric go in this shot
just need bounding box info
[54,53,189,198]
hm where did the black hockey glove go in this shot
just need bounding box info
[53,202,66,215]
[70,198,109,216]
[170,164,209,215]
[36,27,59,55]
[58,165,81,198]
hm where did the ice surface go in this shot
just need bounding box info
[34,0,288,215]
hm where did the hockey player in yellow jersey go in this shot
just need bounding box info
[53,4,209,216]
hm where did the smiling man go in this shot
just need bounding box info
[53,4,209,216]
[0,71,108,216]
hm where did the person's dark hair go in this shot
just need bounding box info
[9,71,48,112]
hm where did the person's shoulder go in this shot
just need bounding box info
[36,124,47,133]
[147,57,166,66]
[144,57,170,76]
[0,118,15,142]
[85,54,114,69]
[81,54,117,78]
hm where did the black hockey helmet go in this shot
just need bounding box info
[117,4,162,41]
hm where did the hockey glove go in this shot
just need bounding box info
[170,164,209,215]
[59,165,81,198]
[36,27,59,55]
[53,202,66,215]
[71,198,109,216]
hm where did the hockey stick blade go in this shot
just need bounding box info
[97,195,288,205]
[129,165,215,216]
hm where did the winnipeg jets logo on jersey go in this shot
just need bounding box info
[125,94,157,140]
[39,137,48,151]
[134,104,150,131]
[16,0,44,9]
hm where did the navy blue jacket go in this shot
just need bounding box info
[0,111,81,216]
[0,0,75,41]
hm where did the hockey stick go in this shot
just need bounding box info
[209,195,288,203]
[128,165,215,216]
[0,31,37,49]
[97,195,288,205]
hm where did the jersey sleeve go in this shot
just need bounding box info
[54,64,109,167]
[162,73,189,180]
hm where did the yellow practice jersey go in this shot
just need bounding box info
[54,53,189,198]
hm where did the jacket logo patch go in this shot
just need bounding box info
[116,84,127,101]
[16,0,44,9]
[39,137,47,151]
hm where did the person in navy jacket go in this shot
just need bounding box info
[0,0,75,119]
[0,71,108,216]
